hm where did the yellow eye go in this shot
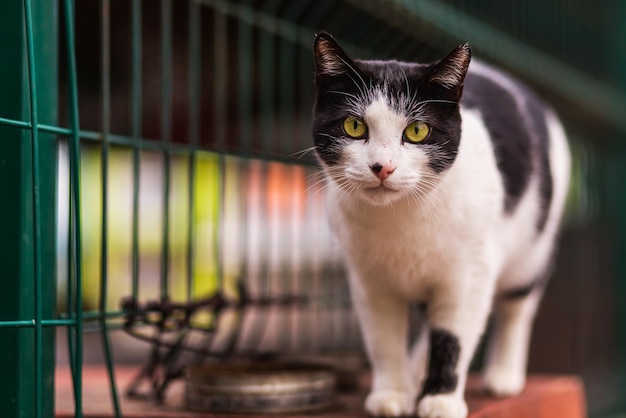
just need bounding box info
[404,121,430,143]
[343,116,367,138]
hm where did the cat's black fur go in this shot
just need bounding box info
[421,329,461,397]
[463,74,554,231]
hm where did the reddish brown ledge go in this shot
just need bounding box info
[56,366,585,418]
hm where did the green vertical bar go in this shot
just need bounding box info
[64,0,84,415]
[214,10,226,288]
[98,1,122,416]
[0,1,57,417]
[31,0,58,415]
[187,0,200,301]
[237,1,252,151]
[611,0,626,412]
[298,43,312,154]
[160,0,172,300]
[259,31,275,154]
[131,0,142,301]
[278,38,294,155]
[23,0,43,416]
[214,9,227,150]
[236,2,251,305]
[100,0,111,320]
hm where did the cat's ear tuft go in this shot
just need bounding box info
[314,32,354,79]
[424,43,471,99]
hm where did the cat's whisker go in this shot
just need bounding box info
[306,178,336,204]
[290,146,318,160]
[346,74,368,102]
[306,170,326,183]
[410,82,420,109]
[399,65,414,112]
[408,99,458,121]
[306,177,330,195]
[406,178,448,217]
[416,99,458,106]
[317,132,342,141]
[327,90,359,100]
[406,187,437,223]
[330,179,355,206]
[337,55,368,92]
[401,65,410,98]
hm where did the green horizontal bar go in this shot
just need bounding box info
[43,319,76,326]
[82,310,126,320]
[59,310,127,320]
[0,320,37,328]
[0,319,74,328]
[0,309,129,328]
[0,320,70,328]
[0,116,31,129]
[0,116,318,166]
[0,316,122,328]
[81,322,125,333]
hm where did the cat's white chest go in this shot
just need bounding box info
[328,193,466,300]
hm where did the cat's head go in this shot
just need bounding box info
[311,32,471,206]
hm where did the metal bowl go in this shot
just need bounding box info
[184,361,336,414]
[277,352,364,390]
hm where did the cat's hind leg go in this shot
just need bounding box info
[410,322,430,396]
[482,287,543,397]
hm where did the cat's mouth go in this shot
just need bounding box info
[358,183,403,205]
[363,184,400,194]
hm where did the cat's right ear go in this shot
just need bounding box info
[422,43,472,101]
[314,32,356,83]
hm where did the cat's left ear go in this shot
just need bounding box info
[313,32,358,83]
[422,43,471,100]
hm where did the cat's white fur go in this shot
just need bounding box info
[323,62,570,417]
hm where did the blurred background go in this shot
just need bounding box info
[1,0,626,417]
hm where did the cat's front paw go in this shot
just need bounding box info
[365,389,416,417]
[482,367,525,397]
[417,394,467,418]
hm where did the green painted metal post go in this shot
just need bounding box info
[610,0,626,414]
[0,1,57,417]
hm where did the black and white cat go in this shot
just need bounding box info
[311,33,570,418]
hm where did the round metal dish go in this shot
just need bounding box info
[278,352,364,390]
[184,362,336,414]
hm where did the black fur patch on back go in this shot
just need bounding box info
[462,70,554,231]
[526,96,553,232]
[421,328,460,396]
[462,73,532,213]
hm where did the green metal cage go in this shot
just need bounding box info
[1,0,626,417]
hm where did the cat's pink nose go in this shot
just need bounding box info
[370,162,396,181]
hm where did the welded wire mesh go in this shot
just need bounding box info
[1,0,626,417]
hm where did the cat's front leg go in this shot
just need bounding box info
[350,276,415,417]
[417,281,494,418]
